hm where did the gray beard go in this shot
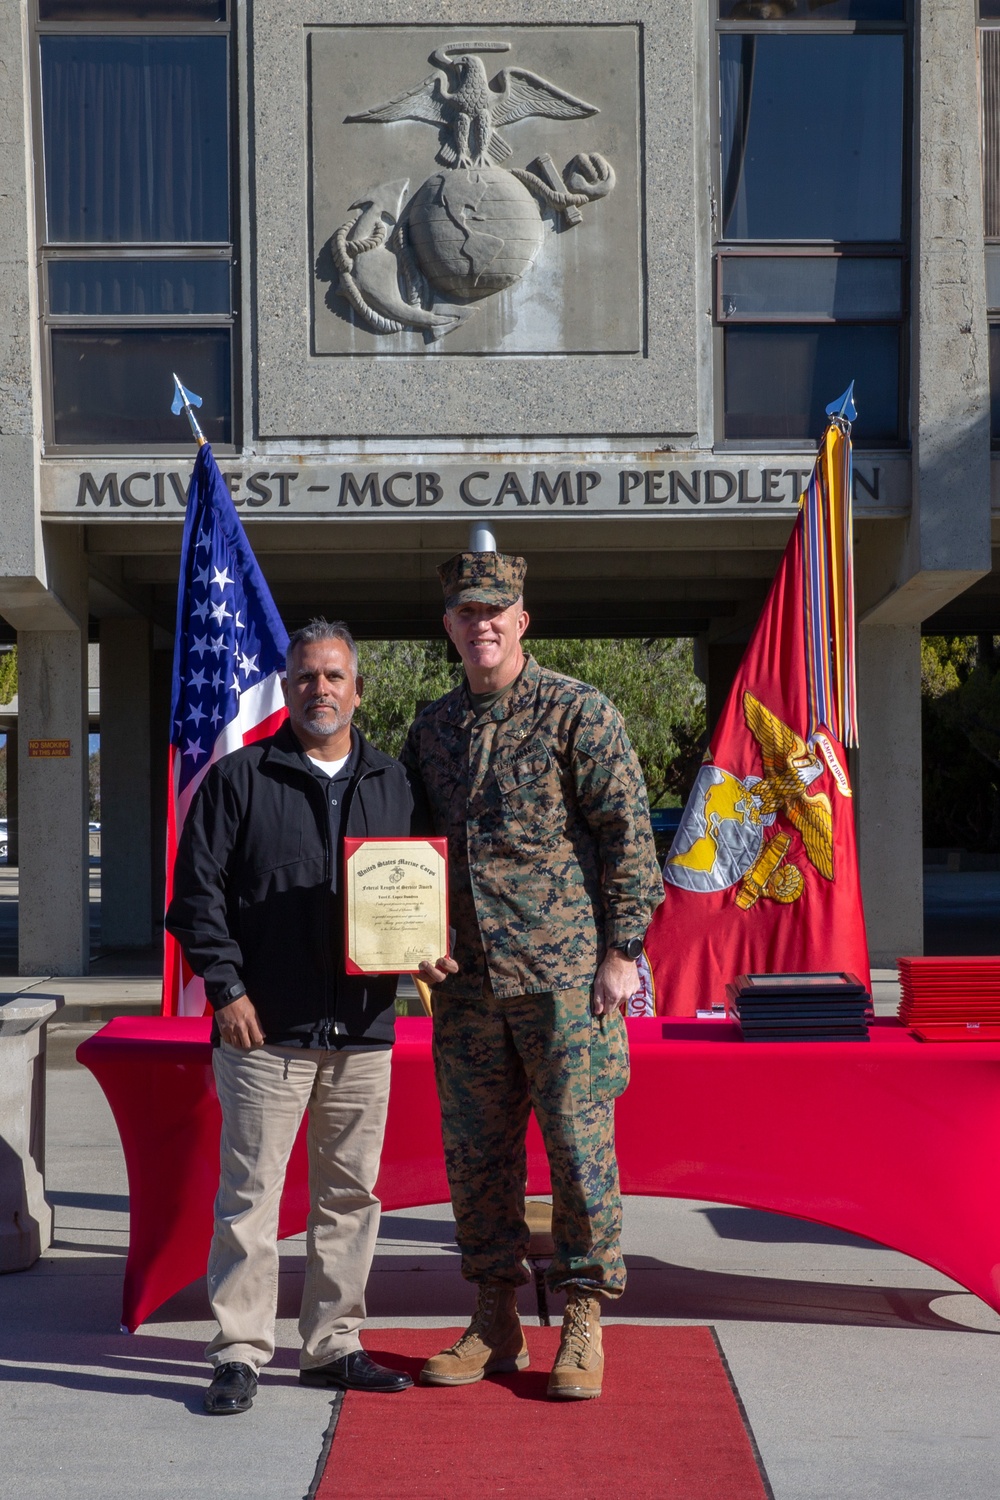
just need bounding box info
[299,706,353,738]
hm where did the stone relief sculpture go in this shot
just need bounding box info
[328,41,616,339]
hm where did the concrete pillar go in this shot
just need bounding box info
[864,3,990,627]
[5,725,17,866]
[17,531,89,975]
[99,618,153,948]
[856,625,923,967]
[0,991,62,1269]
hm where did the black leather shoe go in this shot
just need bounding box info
[203,1361,258,1414]
[299,1350,413,1393]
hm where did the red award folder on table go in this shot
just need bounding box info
[898,955,1000,1040]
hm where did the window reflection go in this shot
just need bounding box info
[49,259,231,315]
[990,327,1000,445]
[39,1,226,17]
[51,328,231,445]
[986,248,1000,313]
[720,34,904,241]
[38,14,235,446]
[720,256,902,318]
[983,30,1000,235]
[41,35,229,243]
[724,325,899,441]
[719,1,904,17]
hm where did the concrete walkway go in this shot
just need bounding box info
[3,991,1000,1500]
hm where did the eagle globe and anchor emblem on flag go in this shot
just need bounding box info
[328,40,616,338]
[664,693,844,911]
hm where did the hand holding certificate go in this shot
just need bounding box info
[344,837,450,975]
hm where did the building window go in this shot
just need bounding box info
[718,253,904,442]
[714,5,909,446]
[981,21,1000,444]
[36,4,235,449]
[719,2,903,17]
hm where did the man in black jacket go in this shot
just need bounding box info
[166,619,415,1414]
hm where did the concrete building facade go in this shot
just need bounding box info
[0,0,997,974]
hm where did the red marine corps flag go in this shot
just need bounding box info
[162,379,289,1016]
[639,388,870,1016]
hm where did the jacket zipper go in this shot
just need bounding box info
[325,764,379,1041]
[310,770,333,1048]
[256,731,397,1046]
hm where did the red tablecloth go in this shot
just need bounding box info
[78,1016,1000,1330]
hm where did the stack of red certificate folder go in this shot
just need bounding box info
[897,956,1000,1041]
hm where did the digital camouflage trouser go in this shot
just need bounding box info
[431,984,629,1298]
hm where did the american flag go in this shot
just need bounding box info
[162,443,289,1016]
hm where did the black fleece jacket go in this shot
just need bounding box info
[165,721,418,1046]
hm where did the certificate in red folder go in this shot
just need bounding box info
[344,837,449,975]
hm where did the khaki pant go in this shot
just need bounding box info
[207,1041,391,1371]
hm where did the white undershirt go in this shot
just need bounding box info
[307,752,350,777]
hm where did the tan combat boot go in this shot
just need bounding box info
[419,1285,528,1386]
[546,1289,604,1400]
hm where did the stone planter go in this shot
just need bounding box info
[0,992,63,1271]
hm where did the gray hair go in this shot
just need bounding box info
[285,618,358,674]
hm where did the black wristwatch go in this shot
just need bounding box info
[612,938,644,962]
[219,981,247,1005]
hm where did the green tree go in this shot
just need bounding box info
[0,648,15,826]
[921,635,976,699]
[88,749,101,823]
[354,640,457,757]
[0,648,16,707]
[355,635,706,807]
[529,637,705,806]
[922,635,1000,850]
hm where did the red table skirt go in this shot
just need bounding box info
[77,1016,1000,1330]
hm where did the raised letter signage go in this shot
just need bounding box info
[43,457,908,518]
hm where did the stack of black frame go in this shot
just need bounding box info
[726,972,872,1042]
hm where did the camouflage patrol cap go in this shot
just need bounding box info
[438,551,527,610]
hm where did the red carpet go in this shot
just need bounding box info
[316,1326,772,1499]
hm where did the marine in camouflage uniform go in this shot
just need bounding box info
[401,550,663,1398]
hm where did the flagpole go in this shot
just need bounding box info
[171,373,206,447]
[832,379,856,428]
[643,381,870,1015]
[801,382,859,747]
[162,372,207,1012]
[161,389,290,1016]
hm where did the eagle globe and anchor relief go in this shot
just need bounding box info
[664,693,840,912]
[326,39,618,341]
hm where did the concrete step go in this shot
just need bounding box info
[2,976,161,1023]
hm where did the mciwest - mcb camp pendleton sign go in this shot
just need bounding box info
[44,457,907,518]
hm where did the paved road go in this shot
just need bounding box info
[0,867,153,979]
[2,1026,1000,1499]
